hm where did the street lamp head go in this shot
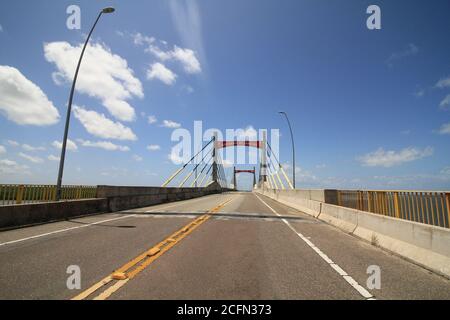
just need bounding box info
[278,111,286,115]
[102,7,115,14]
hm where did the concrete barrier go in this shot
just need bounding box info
[0,183,226,230]
[256,188,450,278]
[0,199,108,230]
[101,183,223,212]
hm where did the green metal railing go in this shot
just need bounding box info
[337,190,450,229]
[0,184,97,205]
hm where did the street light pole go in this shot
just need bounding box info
[278,111,296,189]
[55,7,115,201]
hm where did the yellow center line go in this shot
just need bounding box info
[72,197,234,301]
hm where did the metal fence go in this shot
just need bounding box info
[337,190,450,229]
[0,184,97,206]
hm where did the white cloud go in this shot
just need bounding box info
[436,76,450,89]
[132,33,155,46]
[44,41,143,122]
[48,155,60,161]
[161,120,181,128]
[0,159,30,175]
[358,146,433,167]
[386,43,418,66]
[147,62,177,85]
[19,152,44,164]
[236,126,258,140]
[168,0,206,73]
[22,144,46,152]
[0,65,60,126]
[132,154,143,162]
[73,106,137,141]
[148,45,201,74]
[170,46,201,74]
[282,163,317,184]
[132,32,202,75]
[438,123,450,135]
[0,145,6,154]
[52,139,78,151]
[78,139,130,152]
[148,115,157,124]
[439,94,450,110]
[414,88,425,97]
[7,140,19,147]
[147,145,161,151]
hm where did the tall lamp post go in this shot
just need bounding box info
[55,7,115,201]
[278,111,296,189]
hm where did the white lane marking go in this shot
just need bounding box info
[0,215,136,247]
[254,193,374,300]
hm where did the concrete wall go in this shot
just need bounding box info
[0,199,108,230]
[256,188,450,278]
[0,183,225,230]
[99,183,223,212]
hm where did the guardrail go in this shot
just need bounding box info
[337,190,450,228]
[0,184,97,205]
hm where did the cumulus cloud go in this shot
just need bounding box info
[358,146,433,167]
[147,145,161,151]
[282,163,317,184]
[439,94,450,110]
[436,76,450,89]
[19,152,44,164]
[132,33,202,74]
[132,154,143,162]
[7,140,19,147]
[73,106,137,141]
[52,139,78,151]
[147,62,177,85]
[0,159,30,175]
[438,123,450,135]
[149,45,201,74]
[148,115,157,124]
[161,120,181,128]
[0,145,6,154]
[48,155,60,161]
[22,144,46,152]
[44,41,143,122]
[0,65,60,126]
[168,0,206,73]
[78,139,130,152]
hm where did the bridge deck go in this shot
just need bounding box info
[0,192,449,300]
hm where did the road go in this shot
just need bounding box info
[0,192,449,300]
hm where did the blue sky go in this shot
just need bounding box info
[0,0,449,190]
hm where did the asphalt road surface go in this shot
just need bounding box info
[0,192,449,300]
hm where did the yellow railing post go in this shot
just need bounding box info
[16,185,24,204]
[393,192,400,219]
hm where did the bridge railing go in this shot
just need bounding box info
[0,184,97,206]
[336,190,450,228]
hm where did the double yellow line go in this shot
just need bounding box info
[72,198,234,300]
